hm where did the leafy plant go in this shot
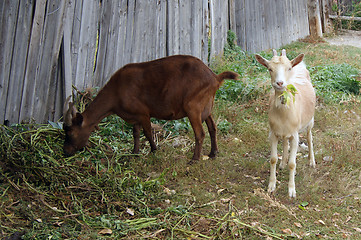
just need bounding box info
[152,118,191,136]
[279,84,298,106]
[217,119,232,134]
[310,63,361,102]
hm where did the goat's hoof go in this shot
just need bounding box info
[187,159,198,165]
[288,189,296,198]
[268,184,276,194]
[208,151,218,158]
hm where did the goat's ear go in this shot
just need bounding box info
[291,54,304,67]
[72,113,84,126]
[255,54,269,68]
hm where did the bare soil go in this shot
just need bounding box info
[327,29,361,48]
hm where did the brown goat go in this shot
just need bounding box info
[63,55,238,162]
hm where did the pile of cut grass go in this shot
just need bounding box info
[0,122,169,239]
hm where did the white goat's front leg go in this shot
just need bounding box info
[268,132,278,194]
[279,137,289,169]
[307,122,315,168]
[288,133,299,198]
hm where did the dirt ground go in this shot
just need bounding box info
[326,29,361,48]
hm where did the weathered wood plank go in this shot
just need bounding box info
[19,0,47,122]
[191,0,201,58]
[115,0,129,69]
[209,0,215,59]
[63,0,76,100]
[244,0,253,52]
[155,0,167,59]
[93,0,111,87]
[167,0,180,55]
[229,0,236,34]
[52,52,64,121]
[32,0,67,122]
[0,0,20,124]
[74,0,99,89]
[132,0,148,63]
[235,0,246,50]
[269,0,277,50]
[179,0,191,55]
[5,0,34,123]
[68,0,83,88]
[201,0,209,62]
[253,0,262,51]
[278,0,286,47]
[124,0,136,63]
[103,1,121,82]
[263,0,272,50]
[329,15,361,21]
[288,0,295,41]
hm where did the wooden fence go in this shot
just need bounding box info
[0,0,315,125]
[234,0,310,53]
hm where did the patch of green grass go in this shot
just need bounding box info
[310,63,361,102]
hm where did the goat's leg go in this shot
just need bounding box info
[279,137,289,169]
[140,118,157,152]
[288,133,299,198]
[307,123,315,168]
[205,115,218,158]
[187,114,205,162]
[132,124,141,154]
[268,132,278,193]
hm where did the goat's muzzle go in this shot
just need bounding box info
[63,143,77,157]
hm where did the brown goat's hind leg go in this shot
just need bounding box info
[188,114,205,163]
[132,124,141,154]
[141,119,157,152]
[205,115,218,158]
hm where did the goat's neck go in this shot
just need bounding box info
[81,89,113,129]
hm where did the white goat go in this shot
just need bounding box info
[255,49,316,198]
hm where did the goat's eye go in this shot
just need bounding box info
[268,69,273,72]
[288,67,292,71]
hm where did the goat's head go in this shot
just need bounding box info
[62,97,90,156]
[255,49,304,93]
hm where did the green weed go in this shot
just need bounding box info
[310,63,361,102]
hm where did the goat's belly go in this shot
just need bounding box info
[151,111,187,120]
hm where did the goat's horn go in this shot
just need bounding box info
[63,96,76,126]
[272,49,278,56]
[281,49,286,56]
[63,96,72,115]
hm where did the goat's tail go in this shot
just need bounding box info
[217,71,239,83]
